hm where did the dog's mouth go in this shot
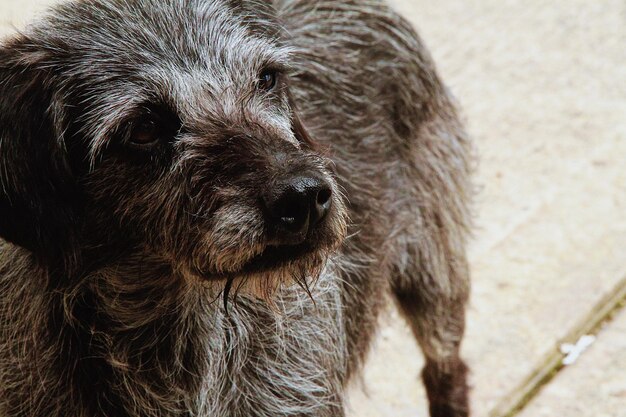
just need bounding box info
[198,242,317,281]
[239,242,315,275]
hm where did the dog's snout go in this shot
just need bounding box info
[263,174,332,244]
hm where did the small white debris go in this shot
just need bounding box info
[560,334,596,366]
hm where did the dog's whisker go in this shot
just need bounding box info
[222,275,235,316]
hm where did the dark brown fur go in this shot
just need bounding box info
[0,0,473,416]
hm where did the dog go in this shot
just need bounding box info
[0,0,473,416]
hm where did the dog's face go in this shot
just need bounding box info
[0,0,347,296]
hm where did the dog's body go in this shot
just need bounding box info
[0,1,472,416]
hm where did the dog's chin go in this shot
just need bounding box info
[233,242,317,276]
[186,244,330,303]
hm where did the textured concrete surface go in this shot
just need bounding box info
[0,0,56,37]
[518,308,626,417]
[2,1,625,416]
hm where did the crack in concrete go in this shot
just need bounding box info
[489,276,626,417]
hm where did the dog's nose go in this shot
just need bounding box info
[263,174,332,243]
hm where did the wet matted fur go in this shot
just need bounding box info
[0,0,473,416]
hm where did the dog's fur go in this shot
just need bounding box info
[0,0,473,416]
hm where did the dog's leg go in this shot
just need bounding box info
[391,246,470,417]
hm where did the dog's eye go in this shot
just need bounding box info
[120,105,182,152]
[257,70,278,92]
[129,119,160,147]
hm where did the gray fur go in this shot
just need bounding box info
[0,0,473,416]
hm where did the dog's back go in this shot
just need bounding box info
[0,1,472,416]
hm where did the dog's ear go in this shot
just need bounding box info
[0,37,78,262]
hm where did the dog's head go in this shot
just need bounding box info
[0,0,347,297]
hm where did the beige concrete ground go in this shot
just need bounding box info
[1,1,625,416]
[518,308,626,417]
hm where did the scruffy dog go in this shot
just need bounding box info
[0,0,473,416]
